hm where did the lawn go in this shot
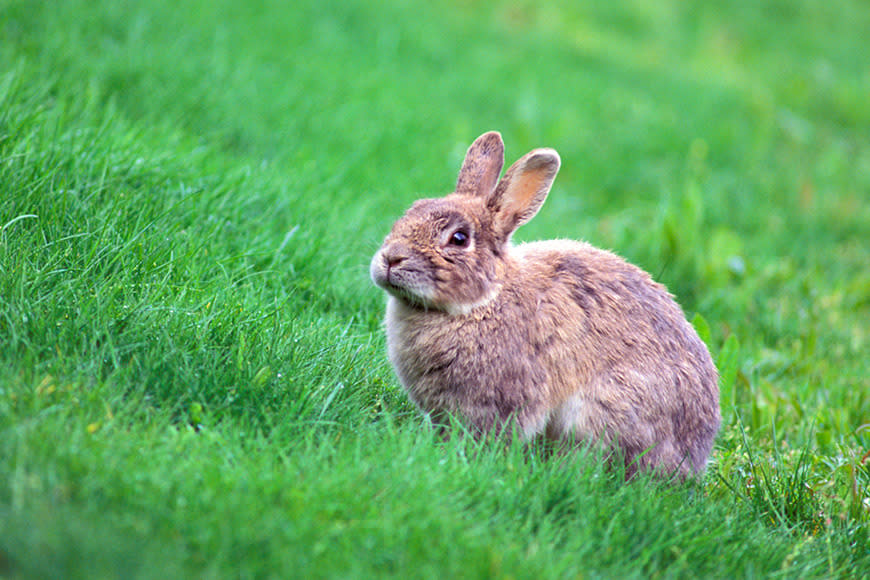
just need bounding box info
[1,0,868,578]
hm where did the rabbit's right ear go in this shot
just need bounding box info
[488,148,560,238]
[455,132,505,197]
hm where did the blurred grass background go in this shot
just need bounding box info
[1,0,868,577]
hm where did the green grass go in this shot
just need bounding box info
[1,0,868,577]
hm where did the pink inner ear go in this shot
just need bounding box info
[508,165,551,209]
[502,162,556,225]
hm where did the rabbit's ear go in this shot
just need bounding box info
[490,148,561,236]
[455,131,505,197]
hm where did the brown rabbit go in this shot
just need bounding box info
[370,131,720,478]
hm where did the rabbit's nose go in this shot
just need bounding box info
[385,255,406,281]
[382,245,409,268]
[387,255,405,268]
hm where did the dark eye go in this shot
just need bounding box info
[448,229,470,247]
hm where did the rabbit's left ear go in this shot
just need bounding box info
[489,148,560,237]
[455,132,505,197]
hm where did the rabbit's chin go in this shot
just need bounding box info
[387,285,501,317]
[383,285,436,311]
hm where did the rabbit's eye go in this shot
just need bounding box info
[448,230,470,247]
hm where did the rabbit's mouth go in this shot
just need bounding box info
[372,254,431,303]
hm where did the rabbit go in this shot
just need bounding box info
[370,131,720,479]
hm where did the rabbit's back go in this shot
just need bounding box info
[516,240,720,475]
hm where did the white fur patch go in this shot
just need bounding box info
[547,391,593,438]
[444,286,501,316]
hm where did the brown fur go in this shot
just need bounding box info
[370,132,721,479]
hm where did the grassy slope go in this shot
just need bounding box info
[1,0,868,577]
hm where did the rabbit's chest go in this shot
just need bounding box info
[384,297,542,407]
[386,302,501,377]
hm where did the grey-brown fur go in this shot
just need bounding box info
[370,132,721,479]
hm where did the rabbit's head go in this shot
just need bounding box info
[370,132,560,315]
